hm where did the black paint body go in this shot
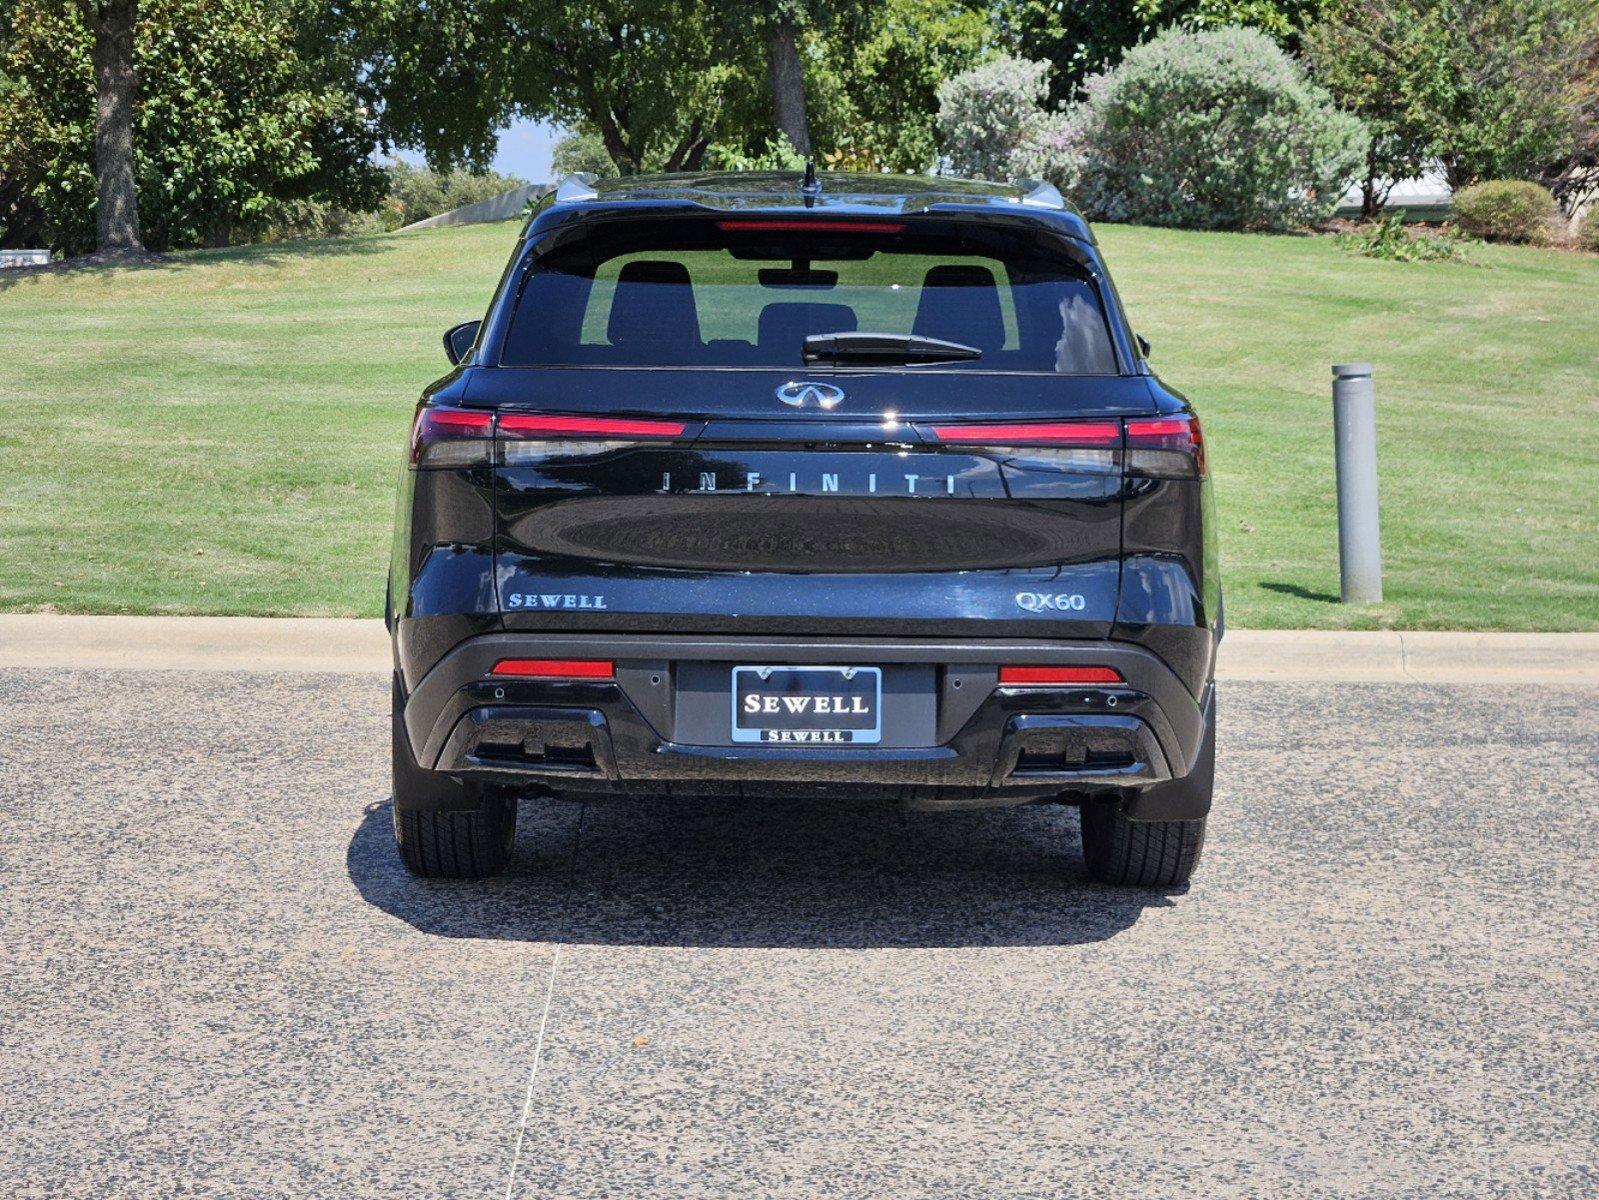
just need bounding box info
[389,173,1220,816]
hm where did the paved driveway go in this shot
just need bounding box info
[2,668,1595,1198]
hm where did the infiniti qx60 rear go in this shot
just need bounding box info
[388,170,1220,886]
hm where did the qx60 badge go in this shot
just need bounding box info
[775,381,845,409]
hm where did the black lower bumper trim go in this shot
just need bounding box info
[410,632,1208,805]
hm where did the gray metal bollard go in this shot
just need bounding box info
[1331,363,1383,604]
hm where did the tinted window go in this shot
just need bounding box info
[501,219,1119,374]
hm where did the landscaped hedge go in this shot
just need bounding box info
[935,29,1369,232]
[1452,181,1559,244]
[1576,206,1599,253]
[1068,26,1368,231]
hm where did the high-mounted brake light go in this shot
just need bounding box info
[927,421,1121,447]
[999,666,1125,686]
[1125,414,1206,479]
[715,220,904,234]
[410,403,492,467]
[497,413,686,439]
[490,658,615,680]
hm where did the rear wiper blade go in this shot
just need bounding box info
[803,331,982,365]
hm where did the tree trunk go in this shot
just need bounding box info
[91,0,143,253]
[596,112,642,175]
[765,14,810,157]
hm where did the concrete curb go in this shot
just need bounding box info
[1,615,1595,684]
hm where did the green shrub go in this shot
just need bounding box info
[381,159,525,230]
[1337,213,1474,263]
[935,55,1052,182]
[1580,207,1599,253]
[1452,181,1559,244]
[705,134,808,173]
[1071,26,1369,231]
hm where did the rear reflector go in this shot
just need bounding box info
[498,413,686,439]
[999,665,1125,686]
[715,220,905,234]
[928,421,1121,447]
[490,658,615,679]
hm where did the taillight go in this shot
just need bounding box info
[715,220,904,234]
[925,415,1206,479]
[1125,414,1206,479]
[926,420,1122,474]
[496,412,687,465]
[927,421,1120,447]
[999,665,1125,686]
[410,403,492,467]
[490,658,615,679]
[409,406,689,469]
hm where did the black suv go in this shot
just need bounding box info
[388,170,1219,887]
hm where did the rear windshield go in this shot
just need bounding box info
[500,218,1120,374]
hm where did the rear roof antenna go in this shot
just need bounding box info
[800,160,821,198]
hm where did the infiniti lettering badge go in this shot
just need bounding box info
[775,381,845,409]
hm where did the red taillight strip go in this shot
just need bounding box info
[490,658,615,679]
[1125,413,1206,477]
[999,666,1125,686]
[497,413,686,439]
[421,408,494,434]
[1126,417,1194,440]
[928,421,1121,447]
[410,404,493,464]
[715,220,905,233]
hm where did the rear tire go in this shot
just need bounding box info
[1079,804,1205,887]
[392,674,517,878]
[393,802,516,879]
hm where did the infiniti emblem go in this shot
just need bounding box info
[775,380,845,410]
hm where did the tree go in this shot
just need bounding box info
[0,0,385,253]
[762,3,811,155]
[1303,3,1434,215]
[698,0,989,173]
[356,0,989,179]
[1543,32,1599,217]
[87,0,142,252]
[1304,0,1592,195]
[355,0,762,175]
[551,127,620,178]
[823,0,989,171]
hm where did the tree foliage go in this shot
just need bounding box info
[551,128,621,178]
[822,0,991,171]
[994,0,1323,104]
[1305,0,1595,196]
[1302,3,1435,215]
[352,0,988,179]
[0,0,384,253]
[351,0,760,175]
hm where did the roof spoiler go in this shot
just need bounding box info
[1012,178,1066,209]
[553,172,600,204]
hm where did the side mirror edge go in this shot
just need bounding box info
[443,319,482,366]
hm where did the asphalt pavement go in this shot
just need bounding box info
[2,666,1595,1198]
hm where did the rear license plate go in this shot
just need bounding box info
[731,666,882,745]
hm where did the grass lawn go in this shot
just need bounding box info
[0,220,1595,628]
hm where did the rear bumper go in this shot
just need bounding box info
[400,633,1213,811]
